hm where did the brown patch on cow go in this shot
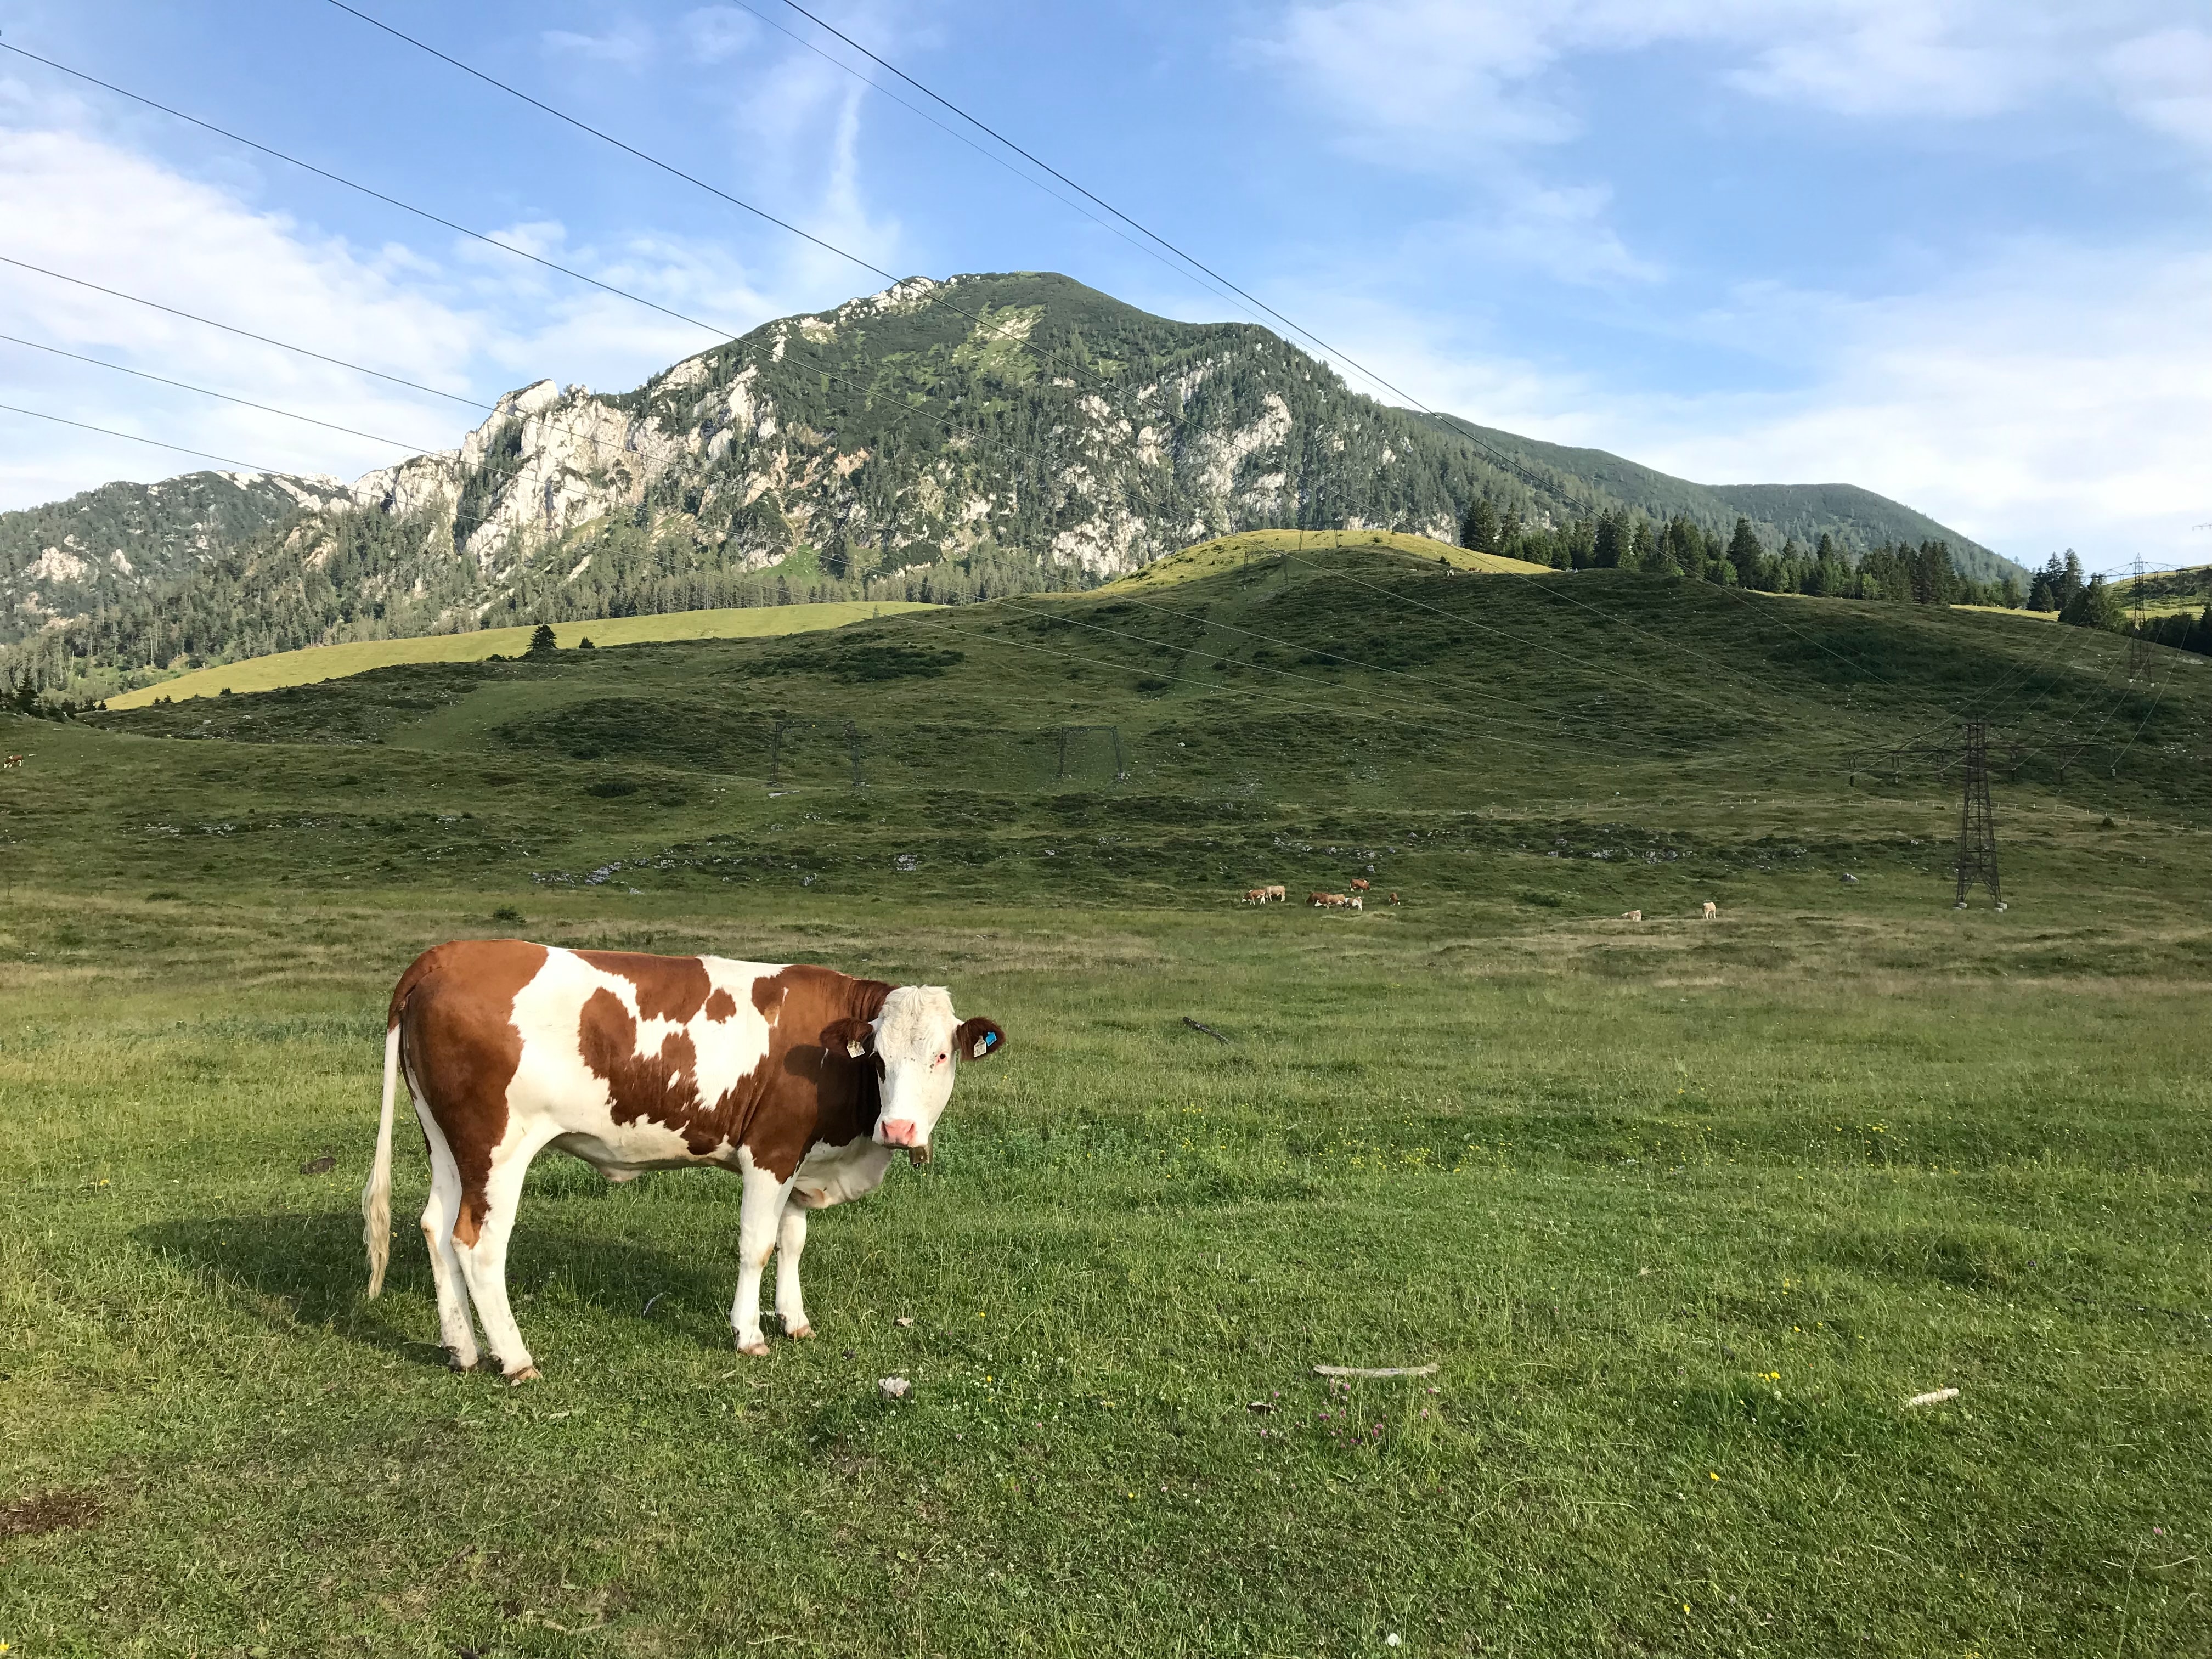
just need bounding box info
[1,1488,103,1538]
[725,967,894,1181]
[703,988,738,1022]
[578,988,716,1155]
[393,939,550,1249]
[565,966,891,1179]
[575,949,714,1023]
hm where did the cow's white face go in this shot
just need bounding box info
[862,985,1003,1150]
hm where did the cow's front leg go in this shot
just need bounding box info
[776,1198,815,1339]
[731,1159,794,1356]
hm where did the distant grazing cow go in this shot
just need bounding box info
[362,940,1004,1380]
[1621,910,1643,922]
[1349,878,1370,893]
[1243,888,1268,905]
[1263,885,1287,904]
[1308,891,1331,907]
[1,755,22,769]
[1702,901,1718,921]
[1347,895,1364,911]
[1387,891,1401,906]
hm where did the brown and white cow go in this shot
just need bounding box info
[1348,878,1370,893]
[1263,884,1286,904]
[362,940,1004,1381]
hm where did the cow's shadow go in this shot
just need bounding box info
[132,1205,740,1370]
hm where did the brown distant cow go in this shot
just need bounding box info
[1308,891,1331,907]
[362,940,1004,1380]
[1349,878,1370,892]
[1386,891,1401,905]
[1263,885,1287,904]
[1243,888,1269,904]
[1,754,22,769]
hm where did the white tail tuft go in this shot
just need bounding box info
[363,1023,400,1298]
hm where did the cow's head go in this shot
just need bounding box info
[822,985,1003,1153]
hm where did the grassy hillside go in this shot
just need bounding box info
[103,601,938,709]
[7,546,2210,1655]
[1109,528,1552,589]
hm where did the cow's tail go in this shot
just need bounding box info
[363,1020,401,1299]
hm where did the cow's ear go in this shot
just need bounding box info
[954,1018,1005,1062]
[820,1016,874,1059]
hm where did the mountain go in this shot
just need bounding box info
[0,271,2024,696]
[0,470,347,638]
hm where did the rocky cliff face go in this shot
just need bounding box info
[2,270,2013,682]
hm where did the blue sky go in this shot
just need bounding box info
[1,0,2207,572]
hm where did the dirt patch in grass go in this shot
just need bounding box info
[1,1488,104,1538]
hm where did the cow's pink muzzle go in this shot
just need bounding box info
[878,1118,924,1148]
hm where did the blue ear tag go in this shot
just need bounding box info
[984,1031,997,1048]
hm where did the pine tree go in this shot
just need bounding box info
[2059,574,2124,631]
[528,623,557,655]
[1462,498,1499,555]
[1727,517,1765,588]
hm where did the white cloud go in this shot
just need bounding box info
[1265,1,2208,148]
[2103,27,2212,155]
[543,21,656,69]
[1624,247,2212,569]
[0,97,804,511]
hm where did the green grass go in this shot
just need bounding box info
[104,601,939,709]
[1114,528,1553,586]
[4,546,2211,1655]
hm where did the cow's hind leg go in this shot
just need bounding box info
[414,1099,481,1372]
[775,1199,813,1339]
[453,1132,550,1383]
[731,1159,795,1356]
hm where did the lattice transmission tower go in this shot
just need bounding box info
[1953,719,2005,910]
[2125,555,2154,682]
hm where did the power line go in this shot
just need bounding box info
[0,400,288,475]
[0,42,742,348]
[711,1,1259,324]
[0,332,439,454]
[309,9,1111,397]
[0,252,485,410]
[1,42,1149,504]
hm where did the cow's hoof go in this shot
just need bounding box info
[737,1338,771,1357]
[504,1365,542,1385]
[447,1352,479,1373]
[786,1322,815,1341]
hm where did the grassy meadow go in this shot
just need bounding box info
[4,545,2210,1656]
[104,601,939,710]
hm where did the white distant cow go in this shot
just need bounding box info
[1702,901,1718,921]
[362,940,1004,1380]
[1621,910,1643,922]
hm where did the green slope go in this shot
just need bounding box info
[74,544,2202,881]
[104,601,937,709]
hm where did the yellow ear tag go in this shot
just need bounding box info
[847,1041,866,1058]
